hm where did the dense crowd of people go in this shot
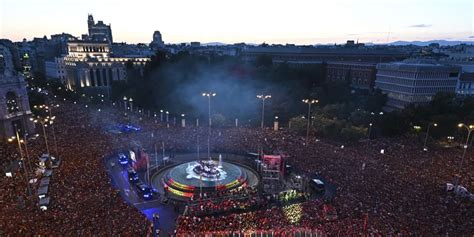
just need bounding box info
[1,97,473,235]
[0,102,151,235]
[185,187,265,217]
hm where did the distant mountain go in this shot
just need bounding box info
[388,40,474,46]
[200,40,474,47]
[201,42,227,46]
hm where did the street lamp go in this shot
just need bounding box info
[128,98,133,111]
[30,116,52,157]
[302,99,319,145]
[8,127,31,196]
[423,123,437,152]
[43,104,59,156]
[160,110,164,122]
[368,123,373,139]
[181,114,185,128]
[202,92,216,128]
[457,123,474,179]
[202,92,216,159]
[123,96,127,110]
[256,95,271,129]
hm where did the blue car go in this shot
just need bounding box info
[126,124,141,132]
[118,153,128,165]
[127,168,139,183]
[118,124,141,133]
[136,181,153,199]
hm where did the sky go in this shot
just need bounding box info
[0,0,473,44]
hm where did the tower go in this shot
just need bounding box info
[87,14,113,43]
[151,31,165,49]
[87,14,94,35]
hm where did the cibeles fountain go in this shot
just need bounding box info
[152,154,259,200]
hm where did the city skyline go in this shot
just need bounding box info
[1,0,473,44]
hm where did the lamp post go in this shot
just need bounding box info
[45,105,59,156]
[202,92,216,159]
[123,96,127,110]
[302,99,319,145]
[368,112,384,139]
[160,110,164,122]
[30,117,52,158]
[128,98,133,112]
[181,114,185,128]
[8,127,31,196]
[202,92,216,128]
[423,123,438,151]
[274,116,279,131]
[457,123,473,179]
[22,133,36,173]
[368,123,373,139]
[256,95,271,129]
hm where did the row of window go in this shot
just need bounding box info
[378,70,458,79]
[414,79,457,87]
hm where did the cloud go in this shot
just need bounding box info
[409,24,432,28]
[469,36,474,39]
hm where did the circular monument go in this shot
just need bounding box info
[159,158,258,199]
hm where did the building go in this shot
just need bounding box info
[456,72,474,96]
[87,14,113,43]
[325,62,377,90]
[240,46,410,65]
[375,60,460,110]
[0,41,34,140]
[16,33,75,75]
[190,42,201,47]
[45,57,66,82]
[62,40,150,90]
[150,31,165,49]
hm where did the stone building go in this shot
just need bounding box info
[0,41,34,140]
[62,40,149,90]
[325,62,377,90]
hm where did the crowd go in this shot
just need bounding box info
[185,187,265,217]
[1,97,473,235]
[0,102,151,235]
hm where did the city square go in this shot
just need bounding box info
[1,1,473,236]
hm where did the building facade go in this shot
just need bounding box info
[456,72,474,96]
[62,41,150,90]
[375,61,460,110]
[325,62,377,90]
[0,42,34,140]
[45,57,66,82]
[240,46,410,65]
